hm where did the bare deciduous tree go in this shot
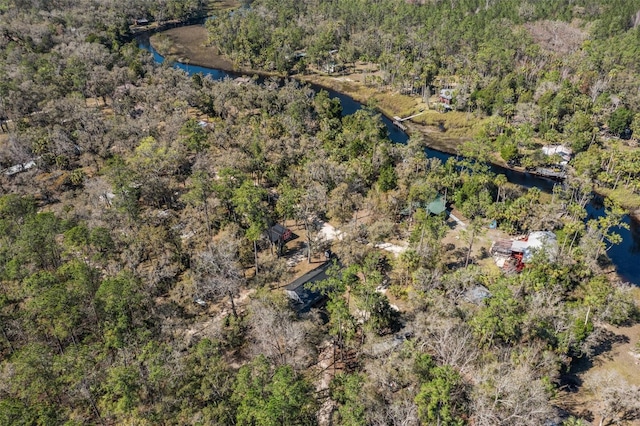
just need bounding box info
[296,181,327,263]
[584,371,640,426]
[248,292,317,369]
[418,318,479,376]
[362,351,420,426]
[195,239,245,317]
[471,362,556,426]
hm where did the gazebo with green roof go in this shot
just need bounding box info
[426,194,446,215]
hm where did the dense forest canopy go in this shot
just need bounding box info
[207,0,640,208]
[208,0,640,119]
[0,0,640,425]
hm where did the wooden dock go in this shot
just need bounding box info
[392,120,407,131]
[392,110,428,131]
[535,167,567,180]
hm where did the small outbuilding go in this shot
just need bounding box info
[267,223,293,244]
[523,231,558,263]
[426,194,447,215]
[266,224,296,254]
[491,231,558,273]
[439,89,453,105]
[285,261,334,313]
[541,145,573,165]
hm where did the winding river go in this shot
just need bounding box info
[138,37,640,285]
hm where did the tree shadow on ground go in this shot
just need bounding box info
[588,328,630,361]
[559,328,630,394]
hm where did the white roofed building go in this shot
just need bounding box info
[541,145,573,165]
[523,231,558,263]
[491,231,558,272]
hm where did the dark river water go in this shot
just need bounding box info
[138,37,639,285]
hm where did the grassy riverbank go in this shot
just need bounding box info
[150,26,235,71]
[149,25,640,222]
[149,26,486,154]
[597,186,640,222]
[295,73,487,152]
